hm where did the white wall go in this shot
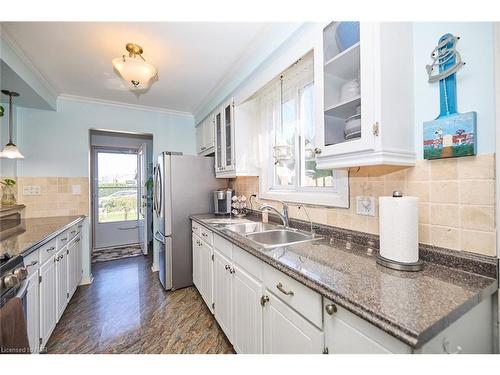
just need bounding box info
[413,22,495,157]
[16,96,195,177]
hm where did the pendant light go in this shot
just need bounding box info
[112,43,157,91]
[0,90,24,159]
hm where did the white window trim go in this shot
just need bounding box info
[256,55,349,208]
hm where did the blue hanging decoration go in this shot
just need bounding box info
[423,33,477,160]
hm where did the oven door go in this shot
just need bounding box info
[16,278,29,317]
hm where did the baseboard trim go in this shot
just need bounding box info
[80,275,94,285]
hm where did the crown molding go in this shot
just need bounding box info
[58,94,194,118]
[0,25,60,100]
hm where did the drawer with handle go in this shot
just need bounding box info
[57,231,69,250]
[191,221,201,237]
[199,227,213,246]
[24,249,40,276]
[262,262,322,328]
[39,238,57,265]
[68,225,78,240]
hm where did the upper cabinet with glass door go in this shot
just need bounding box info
[315,22,416,169]
[214,98,260,178]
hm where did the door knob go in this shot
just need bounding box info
[325,304,337,315]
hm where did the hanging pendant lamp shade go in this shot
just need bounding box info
[112,43,157,90]
[0,90,24,159]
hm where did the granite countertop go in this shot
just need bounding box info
[0,215,85,259]
[190,213,498,348]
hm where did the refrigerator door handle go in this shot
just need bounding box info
[153,165,162,217]
[157,165,163,218]
[154,231,165,244]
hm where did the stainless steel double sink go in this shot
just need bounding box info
[223,222,322,249]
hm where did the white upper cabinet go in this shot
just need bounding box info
[214,98,259,178]
[315,22,415,169]
[196,115,215,155]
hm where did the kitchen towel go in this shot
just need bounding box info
[379,195,419,263]
[0,297,30,354]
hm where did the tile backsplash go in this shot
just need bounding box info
[15,177,89,218]
[229,154,496,256]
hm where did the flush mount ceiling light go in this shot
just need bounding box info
[0,90,24,159]
[112,43,158,91]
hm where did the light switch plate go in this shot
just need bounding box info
[71,184,81,195]
[23,185,41,196]
[356,196,376,216]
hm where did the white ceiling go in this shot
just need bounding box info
[2,22,278,114]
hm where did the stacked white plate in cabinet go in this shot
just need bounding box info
[340,79,360,102]
[377,191,423,271]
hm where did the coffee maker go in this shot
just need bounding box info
[213,189,233,215]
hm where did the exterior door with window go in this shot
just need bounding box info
[137,143,148,254]
[92,147,140,249]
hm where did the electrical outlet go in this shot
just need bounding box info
[356,196,376,216]
[23,185,41,196]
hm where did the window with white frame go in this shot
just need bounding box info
[255,51,348,207]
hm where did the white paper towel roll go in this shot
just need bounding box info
[379,195,419,263]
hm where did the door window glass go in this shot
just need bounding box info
[97,151,139,223]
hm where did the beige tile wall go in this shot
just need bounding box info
[15,177,89,218]
[229,154,496,256]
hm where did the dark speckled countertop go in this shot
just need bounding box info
[190,213,498,348]
[0,215,85,259]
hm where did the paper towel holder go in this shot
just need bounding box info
[376,190,424,272]
[376,254,423,272]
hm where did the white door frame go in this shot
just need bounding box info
[138,142,148,255]
[91,145,141,250]
[493,22,500,353]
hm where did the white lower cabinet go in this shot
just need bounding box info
[55,247,68,321]
[323,299,410,354]
[190,220,493,354]
[192,233,202,289]
[213,249,232,340]
[263,292,324,354]
[26,272,40,353]
[24,220,86,353]
[67,234,82,299]
[199,239,214,312]
[39,256,56,349]
[231,264,263,354]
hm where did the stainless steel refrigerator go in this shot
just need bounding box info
[153,152,226,290]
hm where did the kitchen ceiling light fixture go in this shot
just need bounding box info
[0,90,24,159]
[112,43,158,91]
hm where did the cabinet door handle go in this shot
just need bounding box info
[26,260,38,268]
[276,282,294,296]
[260,295,270,307]
[76,238,81,243]
[314,147,322,155]
[61,238,68,242]
[443,338,462,354]
[47,246,55,252]
[325,304,337,315]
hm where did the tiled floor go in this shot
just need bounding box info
[46,254,234,354]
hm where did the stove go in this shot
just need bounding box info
[0,211,28,308]
[0,254,27,308]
